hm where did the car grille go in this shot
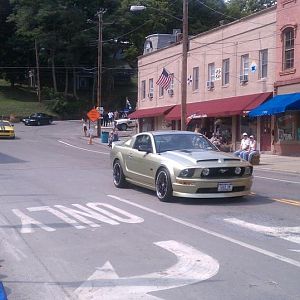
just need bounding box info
[0,130,10,133]
[200,167,247,178]
[197,186,245,193]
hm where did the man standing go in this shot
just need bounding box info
[234,132,250,158]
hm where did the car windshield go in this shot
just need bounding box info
[154,133,218,153]
[0,121,10,126]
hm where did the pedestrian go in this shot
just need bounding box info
[108,128,119,147]
[234,132,250,158]
[82,119,87,137]
[88,126,94,145]
[108,111,114,125]
[245,135,259,162]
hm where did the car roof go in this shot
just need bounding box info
[143,131,203,136]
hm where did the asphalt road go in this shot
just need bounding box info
[1,121,299,300]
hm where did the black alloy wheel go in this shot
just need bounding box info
[113,160,127,188]
[156,168,173,202]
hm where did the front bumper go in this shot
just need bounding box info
[0,132,15,138]
[172,176,252,198]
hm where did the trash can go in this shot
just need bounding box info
[101,131,109,143]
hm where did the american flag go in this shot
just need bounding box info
[156,68,172,90]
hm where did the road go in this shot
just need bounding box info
[1,121,299,300]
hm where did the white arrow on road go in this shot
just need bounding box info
[74,240,219,300]
[224,218,300,245]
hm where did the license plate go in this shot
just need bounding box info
[218,183,233,192]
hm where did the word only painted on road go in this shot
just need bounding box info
[12,202,144,234]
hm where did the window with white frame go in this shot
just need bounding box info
[167,73,174,96]
[222,58,230,85]
[259,49,268,79]
[141,80,146,99]
[192,67,199,91]
[159,84,164,97]
[282,28,294,70]
[240,54,249,82]
[208,63,215,82]
[149,78,154,97]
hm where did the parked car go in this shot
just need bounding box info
[22,113,53,126]
[0,120,15,139]
[114,118,137,131]
[111,131,253,202]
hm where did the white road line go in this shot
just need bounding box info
[256,168,300,175]
[58,140,109,155]
[254,176,300,184]
[108,195,300,268]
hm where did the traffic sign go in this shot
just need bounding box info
[87,108,100,122]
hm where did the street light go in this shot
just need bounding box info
[35,39,41,103]
[130,1,188,130]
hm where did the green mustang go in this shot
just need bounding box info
[111,131,253,202]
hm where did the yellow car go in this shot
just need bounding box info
[0,120,15,139]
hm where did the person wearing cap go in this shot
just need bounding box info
[244,135,258,162]
[234,132,250,158]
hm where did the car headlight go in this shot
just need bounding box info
[234,167,242,175]
[201,168,210,176]
[178,168,195,178]
[244,166,253,175]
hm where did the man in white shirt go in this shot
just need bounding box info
[244,135,258,162]
[234,132,250,158]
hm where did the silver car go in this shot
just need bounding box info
[110,131,253,202]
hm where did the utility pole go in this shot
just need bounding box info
[35,39,41,103]
[181,0,188,131]
[96,8,106,137]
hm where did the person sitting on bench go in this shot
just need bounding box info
[244,135,259,162]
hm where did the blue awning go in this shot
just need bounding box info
[249,93,300,117]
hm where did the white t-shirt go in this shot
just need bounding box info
[241,138,250,150]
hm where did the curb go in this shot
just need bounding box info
[0,282,7,300]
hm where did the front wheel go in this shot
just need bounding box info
[155,168,173,202]
[113,160,127,188]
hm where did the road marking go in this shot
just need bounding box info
[12,209,56,233]
[224,218,300,244]
[108,195,300,268]
[272,198,300,206]
[74,240,219,300]
[12,203,144,233]
[58,140,109,155]
[255,175,300,184]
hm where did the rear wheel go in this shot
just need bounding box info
[113,160,127,188]
[156,168,173,202]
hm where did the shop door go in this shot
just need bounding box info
[260,116,271,151]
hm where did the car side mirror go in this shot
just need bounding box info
[138,144,151,153]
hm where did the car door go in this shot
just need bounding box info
[124,134,156,187]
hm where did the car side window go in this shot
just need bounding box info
[133,135,153,153]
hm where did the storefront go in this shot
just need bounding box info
[166,92,272,151]
[249,93,300,155]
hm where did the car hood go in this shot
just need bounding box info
[0,125,14,130]
[159,149,245,166]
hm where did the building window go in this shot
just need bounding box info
[240,54,249,82]
[192,67,199,91]
[149,78,154,98]
[259,49,268,79]
[159,84,164,97]
[282,28,295,70]
[208,63,215,82]
[222,58,230,85]
[141,80,146,99]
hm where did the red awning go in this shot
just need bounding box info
[165,92,272,121]
[128,105,175,119]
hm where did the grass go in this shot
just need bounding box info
[0,79,54,119]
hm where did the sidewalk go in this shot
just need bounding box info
[256,154,300,174]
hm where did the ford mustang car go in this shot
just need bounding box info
[0,120,15,139]
[110,131,253,202]
[22,113,53,126]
